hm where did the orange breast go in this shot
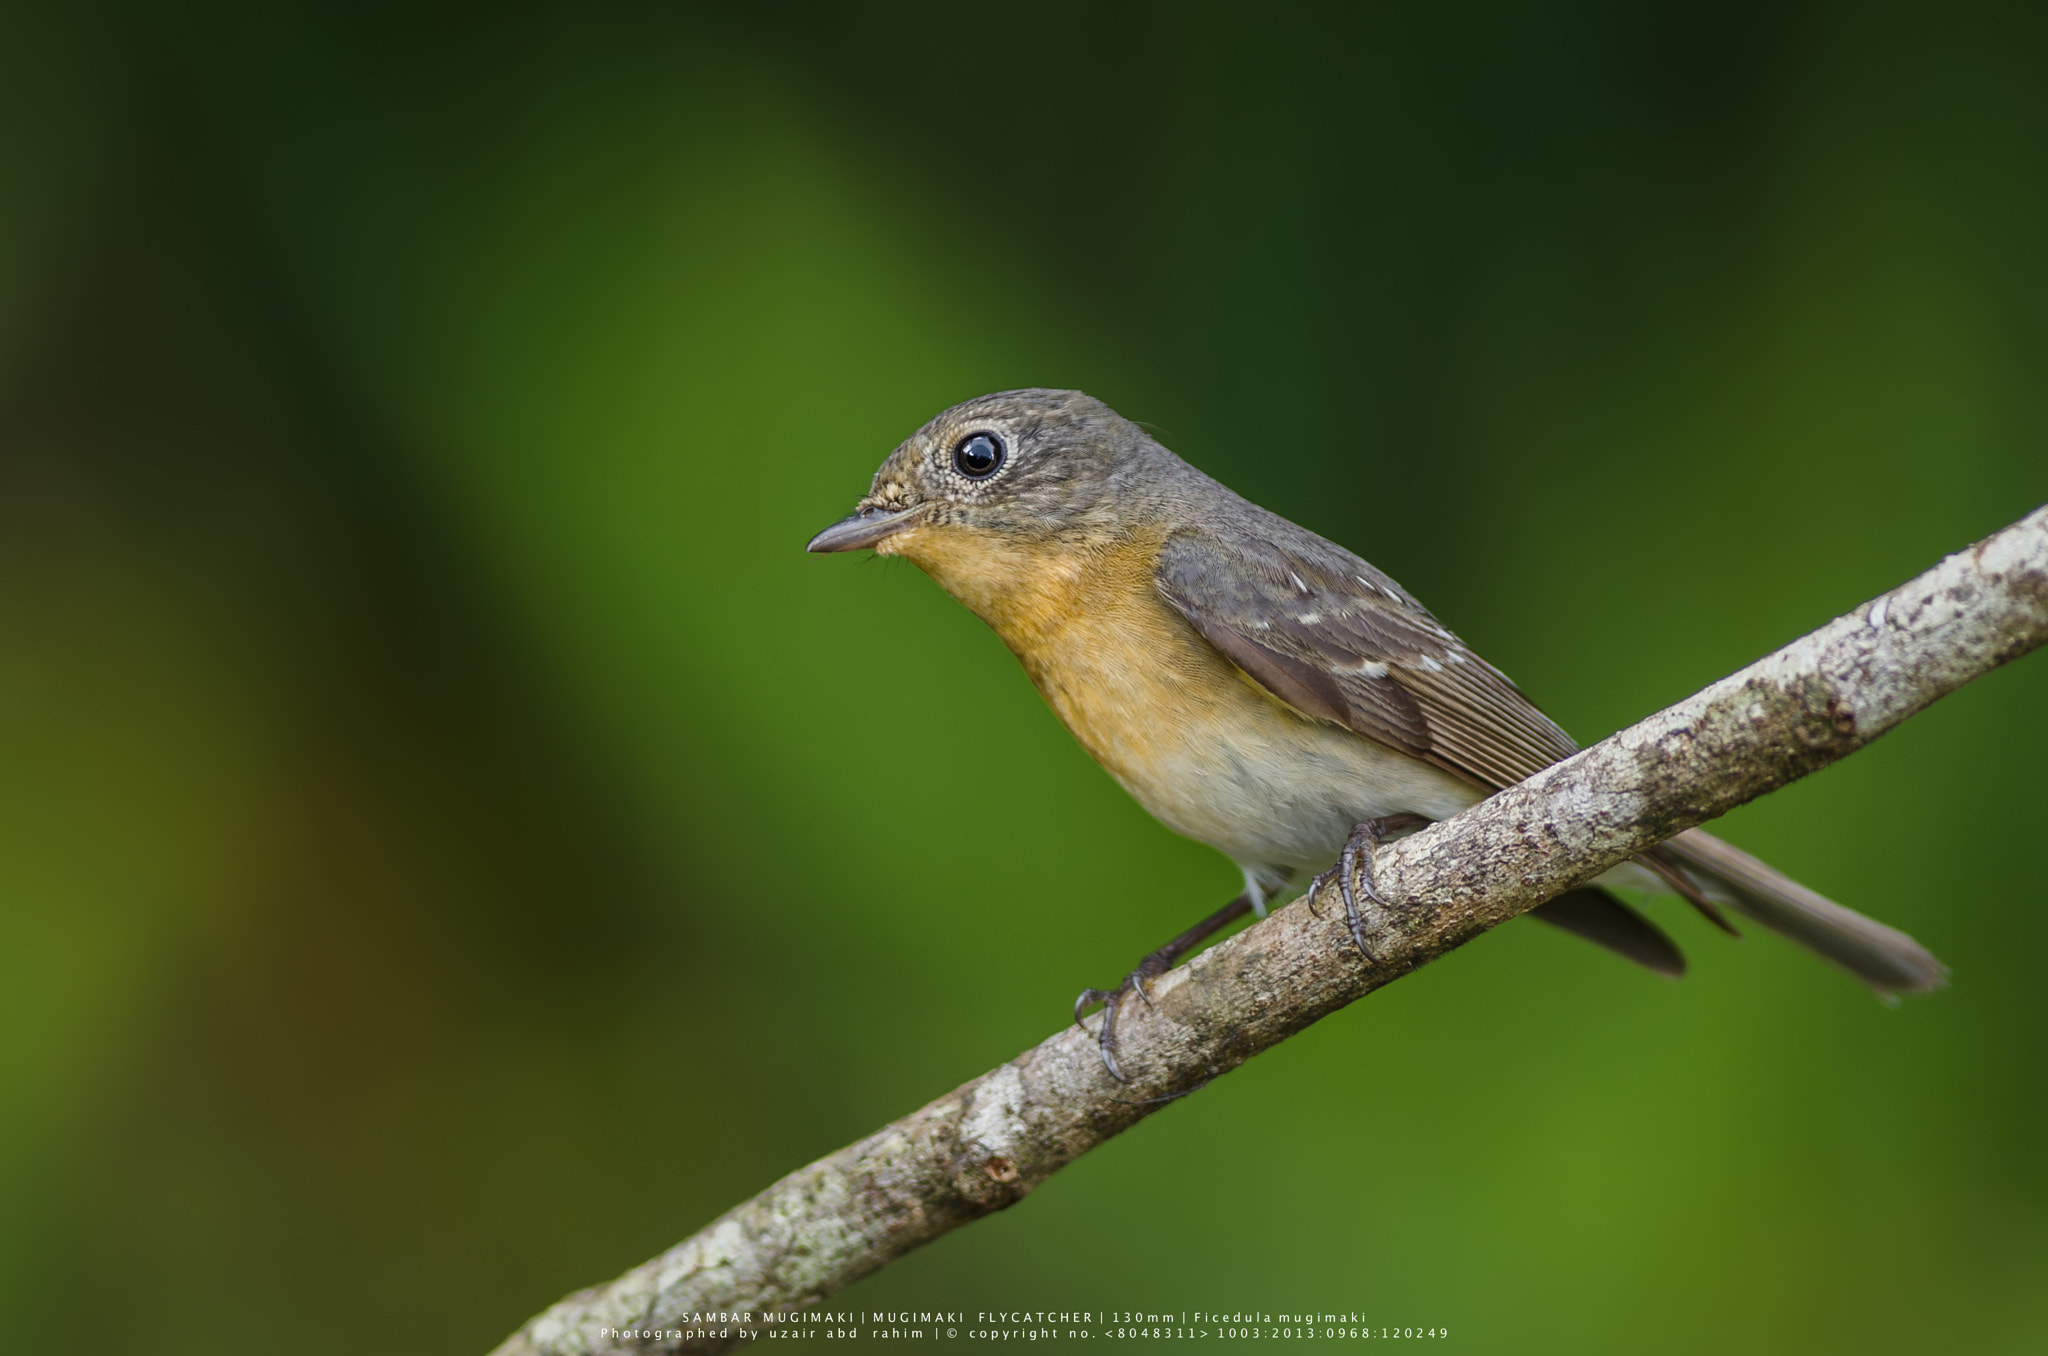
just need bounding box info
[883,522,1241,792]
[879,519,1486,870]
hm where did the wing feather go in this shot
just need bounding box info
[1155,523,1577,791]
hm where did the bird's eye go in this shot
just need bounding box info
[951,431,1006,480]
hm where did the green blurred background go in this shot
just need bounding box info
[2,1,2044,1351]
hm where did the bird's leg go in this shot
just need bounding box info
[1311,813,1432,959]
[1074,891,1256,1083]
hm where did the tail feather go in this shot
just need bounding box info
[1530,887,1687,978]
[1632,849,1742,937]
[1651,829,1948,996]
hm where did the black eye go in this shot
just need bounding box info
[952,431,1005,480]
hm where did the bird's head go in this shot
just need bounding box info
[806,389,1159,560]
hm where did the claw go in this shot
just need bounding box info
[1337,823,1382,957]
[1075,971,1149,1083]
[1313,814,1427,960]
[1096,989,1131,1083]
[1130,970,1157,1011]
[1074,987,1111,1031]
[1072,890,1261,1083]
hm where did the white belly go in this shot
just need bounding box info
[1113,702,1488,877]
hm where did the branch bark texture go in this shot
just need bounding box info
[495,506,2048,1356]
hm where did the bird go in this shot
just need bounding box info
[807,389,1946,1079]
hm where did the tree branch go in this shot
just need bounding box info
[494,506,2048,1356]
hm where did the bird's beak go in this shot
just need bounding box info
[805,505,926,553]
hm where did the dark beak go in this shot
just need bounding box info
[806,505,925,553]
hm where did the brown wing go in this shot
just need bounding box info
[1154,520,1700,978]
[1154,523,1578,791]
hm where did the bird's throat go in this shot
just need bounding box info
[884,522,1139,657]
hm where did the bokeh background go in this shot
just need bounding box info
[3,1,2044,1352]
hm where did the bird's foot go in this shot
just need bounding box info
[1310,814,1429,959]
[1074,953,1172,1085]
[1072,891,1259,1083]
